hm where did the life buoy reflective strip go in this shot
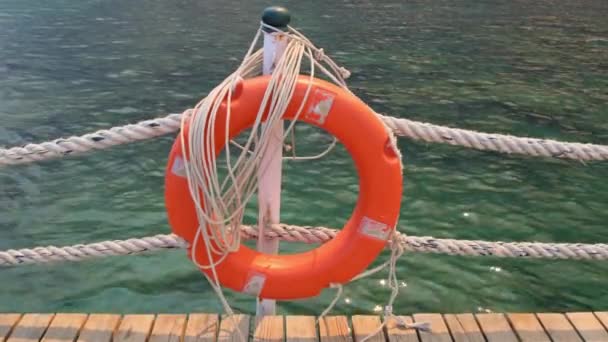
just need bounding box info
[165,75,402,299]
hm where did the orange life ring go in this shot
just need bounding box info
[165,75,403,300]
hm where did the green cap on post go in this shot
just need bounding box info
[262,6,291,31]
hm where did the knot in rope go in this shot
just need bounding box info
[314,48,325,61]
[339,67,351,79]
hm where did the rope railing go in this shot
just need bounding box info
[0,113,183,166]
[379,115,608,161]
[2,111,608,167]
[2,224,608,267]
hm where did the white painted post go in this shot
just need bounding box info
[256,6,291,316]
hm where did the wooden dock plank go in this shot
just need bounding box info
[443,314,484,342]
[593,312,608,330]
[319,316,351,342]
[413,314,451,342]
[254,316,284,342]
[566,312,608,342]
[536,314,582,342]
[77,314,121,342]
[351,315,383,342]
[184,314,218,342]
[113,314,155,342]
[41,314,88,342]
[148,314,187,342]
[218,315,249,342]
[285,316,316,342]
[506,313,550,342]
[0,314,22,342]
[385,316,419,342]
[475,313,517,342]
[7,313,55,342]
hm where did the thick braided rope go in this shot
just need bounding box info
[378,115,608,161]
[3,112,608,166]
[0,113,183,166]
[3,224,608,266]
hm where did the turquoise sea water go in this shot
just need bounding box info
[1,0,608,315]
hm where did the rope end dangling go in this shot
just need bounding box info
[398,319,431,332]
[316,282,344,323]
[385,305,432,332]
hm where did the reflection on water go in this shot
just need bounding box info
[1,0,608,314]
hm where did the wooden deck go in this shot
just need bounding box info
[2,312,608,342]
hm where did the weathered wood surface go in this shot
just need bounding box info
[1,312,607,341]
